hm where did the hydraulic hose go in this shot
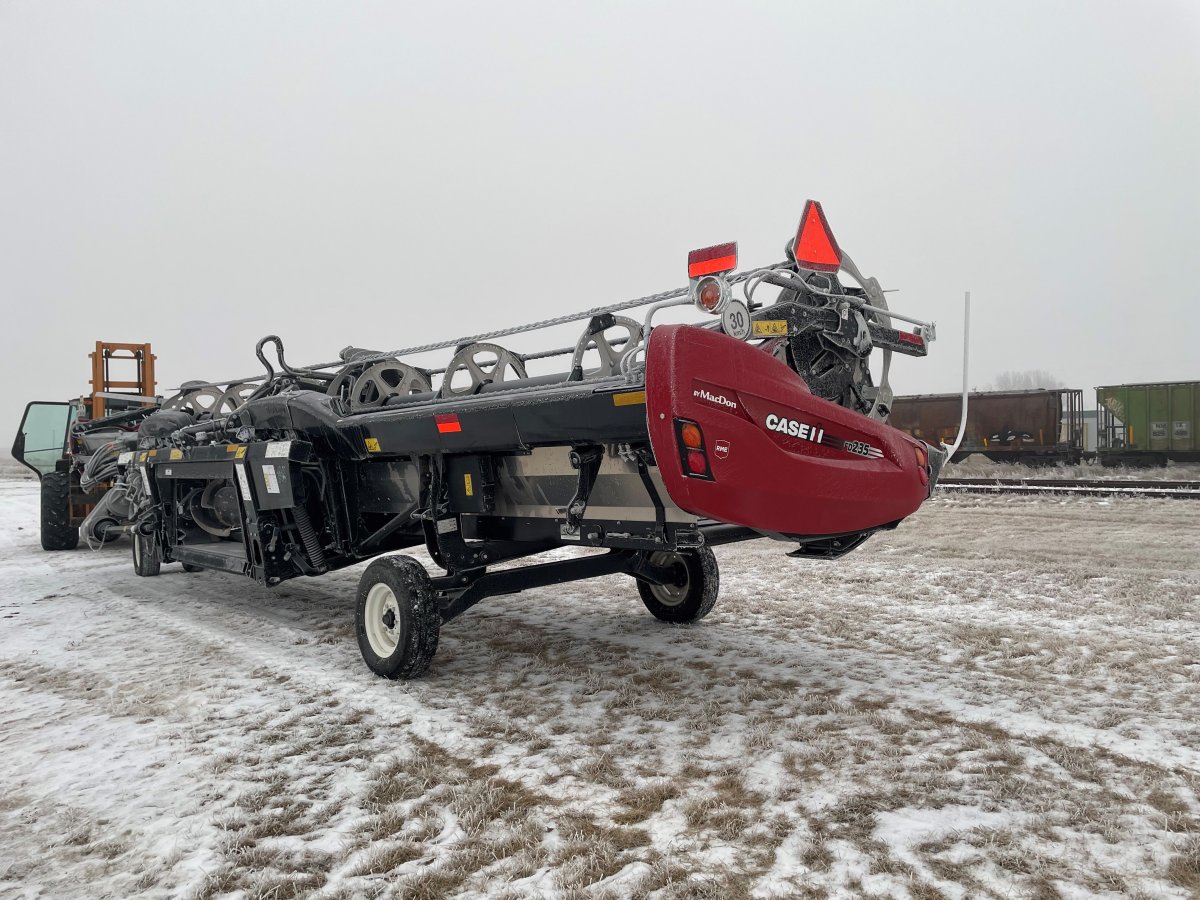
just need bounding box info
[80,441,123,492]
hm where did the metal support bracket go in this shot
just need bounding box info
[564,445,604,533]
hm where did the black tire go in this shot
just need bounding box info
[636,546,719,624]
[40,471,80,551]
[355,556,440,679]
[181,563,203,573]
[132,530,162,577]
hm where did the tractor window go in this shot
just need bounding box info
[12,402,72,477]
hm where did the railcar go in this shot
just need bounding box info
[1096,381,1200,467]
[890,389,1084,465]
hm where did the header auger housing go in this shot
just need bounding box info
[113,202,947,678]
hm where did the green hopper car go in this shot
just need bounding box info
[1096,381,1200,467]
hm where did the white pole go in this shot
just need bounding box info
[942,291,971,459]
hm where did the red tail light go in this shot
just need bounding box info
[898,331,925,346]
[792,200,842,273]
[696,278,723,312]
[675,418,713,480]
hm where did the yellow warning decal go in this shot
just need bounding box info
[364,437,381,453]
[752,320,788,337]
[464,473,474,497]
[612,390,647,407]
[235,446,248,459]
[169,448,183,460]
[226,444,240,453]
[139,451,148,462]
[148,449,158,457]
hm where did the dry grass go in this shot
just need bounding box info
[1,487,1198,896]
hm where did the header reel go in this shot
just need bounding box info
[156,200,939,437]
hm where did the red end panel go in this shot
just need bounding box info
[645,325,931,537]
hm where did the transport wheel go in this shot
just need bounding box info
[132,530,162,577]
[355,556,440,680]
[40,471,80,551]
[636,546,719,624]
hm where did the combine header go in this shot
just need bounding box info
[115,202,947,678]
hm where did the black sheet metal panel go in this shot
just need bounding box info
[890,390,1064,453]
[144,440,312,510]
[348,380,650,459]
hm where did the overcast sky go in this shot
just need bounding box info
[2,0,1198,443]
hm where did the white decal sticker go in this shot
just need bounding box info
[764,412,883,459]
[139,466,152,492]
[265,441,292,459]
[235,465,252,502]
[118,451,133,465]
[262,464,281,494]
[765,413,825,444]
[692,388,738,411]
[436,518,459,534]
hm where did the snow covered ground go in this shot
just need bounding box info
[1,478,1198,899]
[945,455,1200,482]
[0,456,32,482]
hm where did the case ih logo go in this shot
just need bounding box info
[692,383,738,412]
[765,413,824,443]
[764,413,883,459]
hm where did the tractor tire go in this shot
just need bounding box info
[355,556,440,680]
[636,546,720,624]
[40,472,80,551]
[132,530,162,577]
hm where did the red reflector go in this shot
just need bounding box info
[686,449,708,475]
[792,200,842,272]
[435,414,461,434]
[897,331,924,346]
[688,242,738,279]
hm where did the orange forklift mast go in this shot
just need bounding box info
[87,341,157,420]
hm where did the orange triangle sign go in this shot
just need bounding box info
[792,200,842,272]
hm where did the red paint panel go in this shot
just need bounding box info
[645,324,932,537]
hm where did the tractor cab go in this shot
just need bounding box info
[12,400,77,478]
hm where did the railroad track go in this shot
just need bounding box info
[936,478,1200,499]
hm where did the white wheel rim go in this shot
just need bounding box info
[648,551,688,607]
[365,583,402,657]
[133,536,142,567]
